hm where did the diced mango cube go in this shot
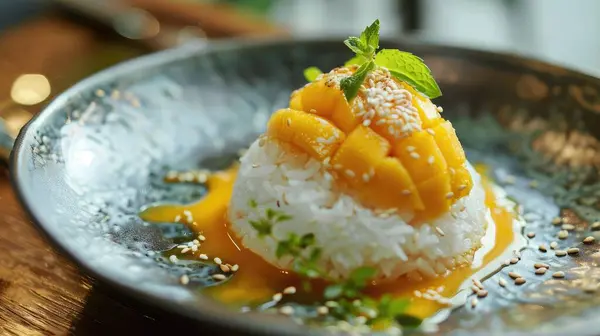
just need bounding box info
[266,108,345,160]
[331,126,390,187]
[393,130,448,184]
[399,82,442,129]
[432,121,466,167]
[330,96,360,133]
[300,80,339,117]
[450,166,473,201]
[359,158,424,212]
[289,90,303,111]
[414,172,452,222]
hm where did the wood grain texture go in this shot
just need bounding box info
[0,9,273,336]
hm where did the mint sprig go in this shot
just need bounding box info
[375,49,442,99]
[302,19,442,101]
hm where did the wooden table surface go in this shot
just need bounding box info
[0,3,284,335]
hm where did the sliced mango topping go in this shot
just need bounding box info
[266,108,345,160]
[331,126,390,188]
[270,68,472,222]
[393,130,448,184]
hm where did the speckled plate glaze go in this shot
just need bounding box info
[10,39,600,336]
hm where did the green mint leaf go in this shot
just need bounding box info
[299,233,315,248]
[324,284,344,299]
[388,298,410,316]
[394,314,422,328]
[344,36,366,55]
[343,288,358,298]
[340,60,375,102]
[375,49,442,99]
[275,213,293,222]
[249,219,271,236]
[360,19,380,53]
[276,241,290,258]
[248,199,257,208]
[304,268,320,279]
[349,266,377,287]
[265,208,276,220]
[304,66,323,82]
[309,248,322,263]
[344,55,367,67]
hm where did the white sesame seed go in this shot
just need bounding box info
[558,230,569,239]
[426,129,435,135]
[552,271,565,278]
[551,217,563,225]
[436,106,444,112]
[550,241,558,249]
[333,164,342,170]
[458,184,467,191]
[362,119,372,126]
[169,255,178,263]
[180,274,190,285]
[220,264,230,272]
[231,264,239,272]
[317,306,329,315]
[273,293,283,302]
[445,192,454,199]
[584,236,595,244]
[410,152,420,159]
[181,247,190,254]
[309,109,317,113]
[345,169,356,177]
[538,244,547,252]
[527,232,536,238]
[199,254,208,260]
[286,118,291,126]
[534,263,550,269]
[193,239,200,245]
[214,257,222,265]
[174,215,181,222]
[212,274,226,280]
[413,290,422,297]
[177,245,187,249]
[510,257,519,264]
[427,156,435,165]
[183,210,192,217]
[472,278,484,289]
[515,277,526,285]
[283,286,296,295]
[498,278,507,287]
[584,285,598,293]
[591,222,600,230]
[477,289,488,298]
[535,268,547,275]
[362,173,370,182]
[401,189,411,196]
[555,250,567,257]
[562,224,575,231]
[567,247,580,255]
[471,285,480,294]
[279,306,294,316]
[508,272,521,279]
[435,227,445,236]
[471,298,478,308]
[325,301,338,308]
[191,245,198,252]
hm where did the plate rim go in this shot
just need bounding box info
[10,37,600,336]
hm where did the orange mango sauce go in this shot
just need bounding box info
[139,164,522,319]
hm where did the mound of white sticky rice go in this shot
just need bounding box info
[228,137,488,281]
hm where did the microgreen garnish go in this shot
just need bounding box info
[246,203,421,330]
[303,66,323,82]
[303,19,442,100]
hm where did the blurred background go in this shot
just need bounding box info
[0,0,599,141]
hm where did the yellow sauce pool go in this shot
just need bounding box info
[139,164,521,319]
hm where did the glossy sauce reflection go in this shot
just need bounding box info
[140,165,520,318]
